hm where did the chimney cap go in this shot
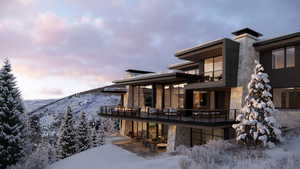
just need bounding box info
[232,28,263,37]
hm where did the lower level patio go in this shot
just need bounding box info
[112,136,167,157]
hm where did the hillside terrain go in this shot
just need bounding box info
[24,92,121,136]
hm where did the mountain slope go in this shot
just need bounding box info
[24,92,121,137]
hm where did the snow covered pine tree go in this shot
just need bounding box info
[76,111,90,152]
[89,119,105,147]
[98,120,105,146]
[56,106,77,159]
[233,61,282,148]
[0,59,25,169]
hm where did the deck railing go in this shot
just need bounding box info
[99,106,239,124]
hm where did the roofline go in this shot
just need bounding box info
[232,28,263,37]
[113,72,198,85]
[168,61,199,70]
[175,38,226,57]
[125,69,154,74]
[254,31,300,47]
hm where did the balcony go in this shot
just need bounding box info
[99,106,239,127]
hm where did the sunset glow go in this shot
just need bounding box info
[1,0,300,99]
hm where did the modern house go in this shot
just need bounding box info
[100,28,300,152]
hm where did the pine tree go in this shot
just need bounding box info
[98,120,105,146]
[233,61,282,148]
[76,111,90,152]
[56,106,77,159]
[89,120,105,148]
[89,125,98,148]
[0,59,25,169]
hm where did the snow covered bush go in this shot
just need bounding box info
[188,140,234,168]
[178,157,192,169]
[176,140,237,169]
[0,59,26,169]
[175,145,190,156]
[233,61,282,147]
[56,106,77,159]
[7,141,58,169]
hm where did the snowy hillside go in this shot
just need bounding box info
[24,99,57,113]
[25,93,120,136]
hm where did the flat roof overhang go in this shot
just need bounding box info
[113,72,199,85]
[254,32,300,51]
[175,38,226,61]
[185,80,226,90]
[168,61,199,70]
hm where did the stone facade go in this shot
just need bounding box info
[167,125,191,152]
[234,33,259,105]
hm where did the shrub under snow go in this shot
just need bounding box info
[178,138,300,169]
[233,61,282,147]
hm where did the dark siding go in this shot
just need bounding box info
[224,39,240,87]
[260,44,300,88]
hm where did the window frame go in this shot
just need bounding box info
[272,46,295,69]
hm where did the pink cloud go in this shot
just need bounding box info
[40,88,64,96]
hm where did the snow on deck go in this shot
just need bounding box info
[48,144,181,169]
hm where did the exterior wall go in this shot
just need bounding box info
[167,125,191,152]
[229,87,243,118]
[156,85,163,109]
[120,120,132,136]
[234,33,259,105]
[210,91,215,109]
[123,93,128,107]
[127,85,134,107]
[259,44,300,88]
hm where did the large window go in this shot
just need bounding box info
[191,128,224,146]
[133,85,153,108]
[204,56,223,82]
[193,91,210,109]
[164,84,185,109]
[185,69,200,75]
[286,47,295,68]
[273,88,300,109]
[272,46,295,69]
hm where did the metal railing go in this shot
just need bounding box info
[99,106,239,124]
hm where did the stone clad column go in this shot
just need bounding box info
[167,125,191,152]
[234,33,259,106]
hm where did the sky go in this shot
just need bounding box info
[1,0,300,100]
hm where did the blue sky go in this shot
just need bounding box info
[1,0,300,99]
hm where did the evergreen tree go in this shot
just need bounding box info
[56,106,77,159]
[89,125,98,148]
[98,120,105,146]
[0,59,25,169]
[76,111,90,152]
[89,120,105,148]
[233,61,282,147]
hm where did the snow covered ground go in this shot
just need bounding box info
[48,136,182,169]
[48,133,300,169]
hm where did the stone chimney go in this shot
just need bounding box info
[232,28,263,105]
